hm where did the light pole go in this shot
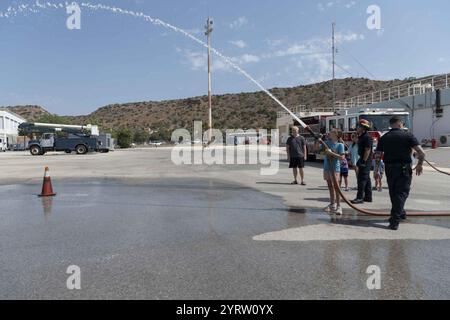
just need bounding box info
[332,22,336,113]
[205,18,213,144]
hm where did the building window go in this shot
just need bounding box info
[329,119,337,130]
[338,118,345,131]
[348,117,357,132]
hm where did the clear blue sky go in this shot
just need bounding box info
[1,0,450,115]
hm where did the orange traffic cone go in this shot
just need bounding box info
[39,167,56,197]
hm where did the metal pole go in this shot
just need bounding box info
[332,22,336,113]
[205,18,213,144]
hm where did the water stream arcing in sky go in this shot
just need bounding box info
[0,1,305,125]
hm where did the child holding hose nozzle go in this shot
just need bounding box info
[316,129,346,215]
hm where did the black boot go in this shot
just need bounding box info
[388,223,399,231]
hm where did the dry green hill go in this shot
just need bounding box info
[2,105,50,122]
[4,77,414,139]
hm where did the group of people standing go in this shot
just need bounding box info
[285,116,425,230]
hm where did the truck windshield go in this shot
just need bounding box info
[360,115,411,132]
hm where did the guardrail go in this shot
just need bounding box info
[277,105,341,119]
[335,73,450,109]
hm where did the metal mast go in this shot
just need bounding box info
[205,18,214,143]
[332,22,336,113]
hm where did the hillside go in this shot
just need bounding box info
[2,105,50,122]
[3,77,409,135]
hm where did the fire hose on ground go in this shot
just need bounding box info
[285,110,450,217]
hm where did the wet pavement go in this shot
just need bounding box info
[1,179,449,300]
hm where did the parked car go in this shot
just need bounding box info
[149,141,163,147]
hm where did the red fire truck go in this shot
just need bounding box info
[324,108,411,149]
[293,114,331,161]
[280,108,411,161]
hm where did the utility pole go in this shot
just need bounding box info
[332,22,336,113]
[205,18,214,144]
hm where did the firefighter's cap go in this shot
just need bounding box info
[358,119,371,129]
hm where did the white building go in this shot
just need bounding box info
[335,73,450,145]
[0,109,26,151]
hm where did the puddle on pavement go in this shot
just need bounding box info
[1,178,449,300]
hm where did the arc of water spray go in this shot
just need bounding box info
[1,1,307,128]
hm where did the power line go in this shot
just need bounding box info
[335,61,356,78]
[339,44,377,79]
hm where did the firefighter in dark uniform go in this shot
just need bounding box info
[375,116,425,230]
[351,119,373,204]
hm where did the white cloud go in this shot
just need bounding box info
[265,38,287,47]
[318,0,357,11]
[335,31,364,43]
[181,50,206,71]
[229,16,248,29]
[178,29,364,84]
[183,28,202,35]
[302,54,333,83]
[229,40,247,48]
[240,54,260,63]
[262,31,364,59]
[179,48,260,73]
[345,1,356,9]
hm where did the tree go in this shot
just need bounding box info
[37,114,70,124]
[115,128,132,149]
[133,130,150,145]
[85,116,101,127]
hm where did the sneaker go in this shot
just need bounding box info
[351,199,364,204]
[324,204,336,213]
[344,187,350,192]
[333,206,343,215]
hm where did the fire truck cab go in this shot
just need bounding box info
[325,108,411,148]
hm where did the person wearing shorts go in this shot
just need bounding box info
[372,154,385,192]
[339,157,350,191]
[317,129,345,215]
[286,126,307,185]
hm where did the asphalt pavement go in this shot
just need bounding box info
[0,147,449,299]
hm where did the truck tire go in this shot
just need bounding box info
[30,145,42,156]
[75,144,88,155]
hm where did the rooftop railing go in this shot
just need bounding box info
[277,105,340,119]
[335,73,450,109]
